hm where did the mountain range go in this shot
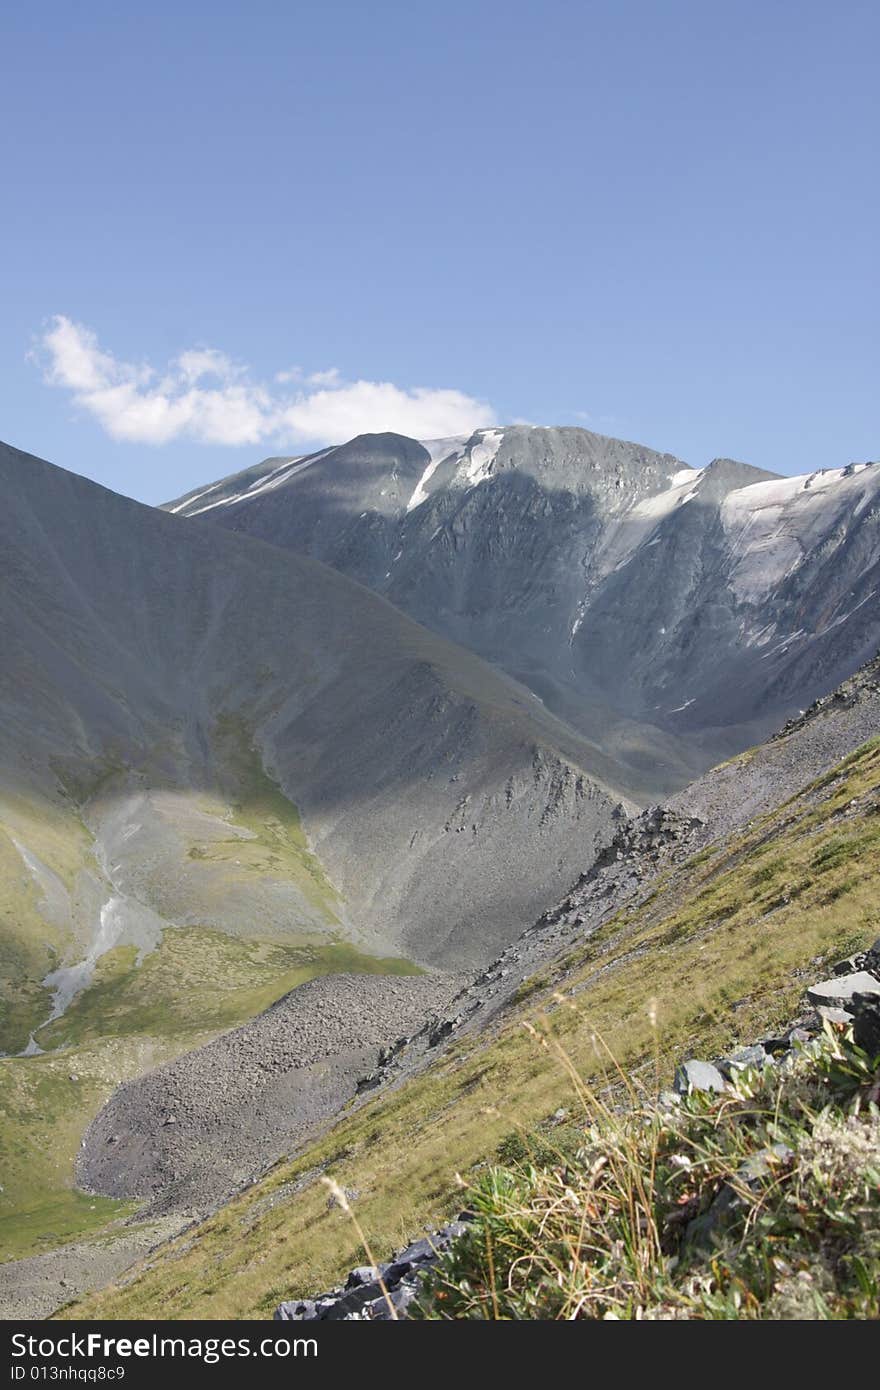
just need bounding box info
[0,423,878,1317]
[169,426,880,780]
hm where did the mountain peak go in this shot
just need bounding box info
[693,456,781,499]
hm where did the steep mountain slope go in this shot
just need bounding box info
[168,427,880,767]
[0,438,638,1060]
[68,650,880,1240]
[61,674,880,1320]
[0,438,649,1267]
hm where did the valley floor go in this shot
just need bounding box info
[0,1218,186,1321]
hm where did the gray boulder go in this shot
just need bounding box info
[806,973,880,1009]
[673,1060,728,1095]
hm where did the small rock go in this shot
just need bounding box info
[355,1072,382,1094]
[787,1025,814,1046]
[386,1236,437,1281]
[346,1265,378,1289]
[717,1044,767,1078]
[326,1284,381,1319]
[275,1299,317,1320]
[673,1060,728,1096]
[816,1005,852,1027]
[427,1019,455,1047]
[863,938,880,976]
[832,955,862,976]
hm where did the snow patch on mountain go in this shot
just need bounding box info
[457,429,505,486]
[721,463,880,602]
[593,466,704,577]
[166,481,225,515]
[185,451,342,515]
[407,436,468,512]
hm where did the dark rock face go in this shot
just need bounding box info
[852,994,880,1059]
[168,427,880,789]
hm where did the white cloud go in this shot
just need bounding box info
[280,381,496,443]
[305,367,341,388]
[36,316,496,448]
[176,348,243,384]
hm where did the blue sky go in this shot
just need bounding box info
[1,0,877,503]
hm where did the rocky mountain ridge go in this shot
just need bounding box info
[167,426,880,779]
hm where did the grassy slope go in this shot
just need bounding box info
[205,713,341,926]
[417,1027,880,1319]
[37,935,417,1049]
[0,933,419,1265]
[0,1037,182,1261]
[0,721,419,1262]
[65,736,880,1319]
[0,797,95,1053]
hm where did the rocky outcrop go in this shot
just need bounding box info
[776,652,880,739]
[275,1219,473,1321]
[671,941,880,1102]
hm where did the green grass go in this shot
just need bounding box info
[749,855,788,887]
[62,736,880,1319]
[0,715,425,1261]
[812,832,880,875]
[0,1038,182,1262]
[208,713,340,922]
[38,931,419,1049]
[0,928,421,1261]
[416,1026,880,1319]
[0,1191,132,1263]
[0,796,96,1054]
